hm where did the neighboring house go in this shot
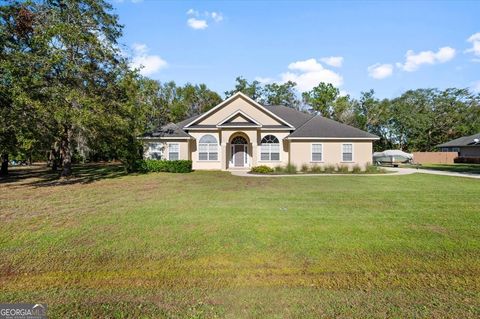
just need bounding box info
[140,92,379,170]
[437,133,480,157]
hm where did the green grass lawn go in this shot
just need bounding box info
[1,165,479,318]
[419,163,480,174]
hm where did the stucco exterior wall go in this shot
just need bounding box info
[193,96,285,126]
[289,140,373,170]
[142,139,190,160]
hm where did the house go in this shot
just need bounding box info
[140,92,379,170]
[437,133,480,157]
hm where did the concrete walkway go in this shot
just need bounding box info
[229,167,480,179]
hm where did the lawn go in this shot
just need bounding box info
[1,164,479,318]
[419,163,480,174]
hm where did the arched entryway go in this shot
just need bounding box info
[230,134,249,168]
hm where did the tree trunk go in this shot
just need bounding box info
[49,142,60,171]
[60,127,73,177]
[0,153,8,177]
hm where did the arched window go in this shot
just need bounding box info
[260,135,280,161]
[231,136,248,144]
[199,134,218,161]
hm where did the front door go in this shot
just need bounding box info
[234,144,245,167]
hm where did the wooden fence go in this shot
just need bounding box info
[412,152,458,164]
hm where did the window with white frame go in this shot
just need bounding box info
[260,135,280,161]
[168,143,179,160]
[198,134,218,161]
[311,144,323,162]
[342,144,353,162]
[148,142,163,160]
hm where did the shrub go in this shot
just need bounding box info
[140,160,192,173]
[352,165,362,173]
[454,157,480,164]
[310,165,323,173]
[250,165,274,174]
[337,164,350,173]
[301,164,309,173]
[324,165,336,173]
[365,163,386,174]
[274,165,285,173]
[285,163,297,174]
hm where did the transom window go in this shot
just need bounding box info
[342,144,353,162]
[231,136,248,144]
[148,143,163,160]
[168,143,179,160]
[311,144,323,162]
[260,135,280,161]
[199,134,218,161]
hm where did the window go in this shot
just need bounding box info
[199,134,218,161]
[168,143,179,160]
[342,144,353,162]
[260,135,280,161]
[311,144,323,162]
[148,143,163,160]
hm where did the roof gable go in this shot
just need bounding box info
[437,133,480,147]
[183,92,294,128]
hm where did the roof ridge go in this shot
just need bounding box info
[293,113,318,131]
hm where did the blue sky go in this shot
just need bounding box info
[113,0,480,98]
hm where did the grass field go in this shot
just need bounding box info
[1,164,479,318]
[419,163,480,174]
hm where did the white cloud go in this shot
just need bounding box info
[466,32,480,57]
[320,56,343,67]
[472,81,480,93]
[187,18,208,30]
[367,63,393,79]
[186,8,198,16]
[281,58,343,91]
[210,11,224,22]
[186,9,223,30]
[396,46,456,72]
[130,43,167,76]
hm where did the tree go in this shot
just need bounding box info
[302,82,339,117]
[225,76,263,101]
[261,81,301,109]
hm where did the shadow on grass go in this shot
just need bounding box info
[420,164,480,174]
[0,163,130,187]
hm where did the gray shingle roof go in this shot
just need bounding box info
[143,103,377,140]
[287,115,379,139]
[263,105,313,128]
[142,122,192,138]
[437,133,480,147]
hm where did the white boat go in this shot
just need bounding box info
[373,150,413,165]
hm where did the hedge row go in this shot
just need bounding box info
[139,160,192,173]
[454,157,480,164]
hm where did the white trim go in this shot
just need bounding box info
[138,137,191,140]
[217,109,261,126]
[184,127,219,131]
[261,127,292,131]
[341,143,354,162]
[183,92,294,128]
[198,134,219,161]
[230,144,250,168]
[311,143,323,162]
[286,137,379,140]
[167,142,180,161]
[217,125,261,128]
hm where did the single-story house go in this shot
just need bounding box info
[437,133,480,157]
[140,92,379,170]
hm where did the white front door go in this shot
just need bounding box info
[232,144,247,167]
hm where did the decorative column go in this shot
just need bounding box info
[221,143,227,170]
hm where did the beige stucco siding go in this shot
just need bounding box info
[188,131,222,170]
[289,140,373,169]
[193,96,286,126]
[142,139,190,160]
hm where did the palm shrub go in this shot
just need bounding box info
[324,165,336,173]
[285,163,297,174]
[301,164,309,173]
[352,165,362,173]
[337,164,350,173]
[310,165,323,173]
